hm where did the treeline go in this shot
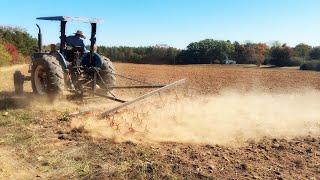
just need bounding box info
[97,46,179,64]
[98,39,320,69]
[267,43,320,71]
[0,25,319,71]
[175,40,270,65]
[0,26,37,55]
[0,26,37,66]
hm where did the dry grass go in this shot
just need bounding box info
[0,64,31,92]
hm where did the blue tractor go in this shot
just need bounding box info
[13,16,186,116]
[14,16,115,98]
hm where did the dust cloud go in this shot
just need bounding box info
[75,89,320,145]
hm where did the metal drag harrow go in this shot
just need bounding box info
[82,70,186,118]
[100,78,186,118]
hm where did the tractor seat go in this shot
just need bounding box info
[64,46,85,62]
[70,46,85,53]
[81,52,103,68]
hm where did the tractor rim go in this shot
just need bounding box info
[34,65,47,95]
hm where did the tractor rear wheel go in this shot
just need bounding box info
[98,57,116,88]
[31,55,64,97]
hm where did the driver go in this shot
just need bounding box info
[66,30,86,51]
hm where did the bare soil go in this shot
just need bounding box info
[0,63,319,179]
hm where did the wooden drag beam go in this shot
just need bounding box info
[100,79,186,118]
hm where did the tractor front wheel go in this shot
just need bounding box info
[31,55,64,97]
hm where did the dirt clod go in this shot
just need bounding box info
[58,134,67,140]
[293,159,305,169]
[239,163,250,171]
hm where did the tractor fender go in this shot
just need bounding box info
[80,52,103,68]
[51,51,68,71]
[32,52,68,72]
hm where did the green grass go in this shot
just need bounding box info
[57,110,71,122]
[0,110,34,145]
[0,110,33,126]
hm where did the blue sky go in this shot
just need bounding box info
[1,0,320,49]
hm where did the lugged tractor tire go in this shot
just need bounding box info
[13,70,24,95]
[98,57,116,88]
[31,55,64,97]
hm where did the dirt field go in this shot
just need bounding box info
[0,63,320,179]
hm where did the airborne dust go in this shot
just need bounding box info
[2,64,319,145]
[72,89,320,145]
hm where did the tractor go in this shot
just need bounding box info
[14,16,115,98]
[14,16,185,117]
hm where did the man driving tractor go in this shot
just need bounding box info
[66,30,86,51]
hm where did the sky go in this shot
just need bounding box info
[0,0,320,49]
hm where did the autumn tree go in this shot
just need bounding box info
[234,42,268,65]
[252,43,269,66]
[0,43,12,66]
[0,26,37,56]
[270,44,293,67]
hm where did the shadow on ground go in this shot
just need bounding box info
[0,91,32,110]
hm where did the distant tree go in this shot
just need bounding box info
[179,39,235,64]
[293,43,311,59]
[0,26,37,55]
[0,42,12,66]
[270,44,293,66]
[309,47,320,60]
[234,42,268,65]
[175,50,189,64]
[4,42,18,62]
[234,41,247,64]
[253,43,269,66]
[271,41,282,47]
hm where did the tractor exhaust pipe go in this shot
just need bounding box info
[36,24,42,52]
